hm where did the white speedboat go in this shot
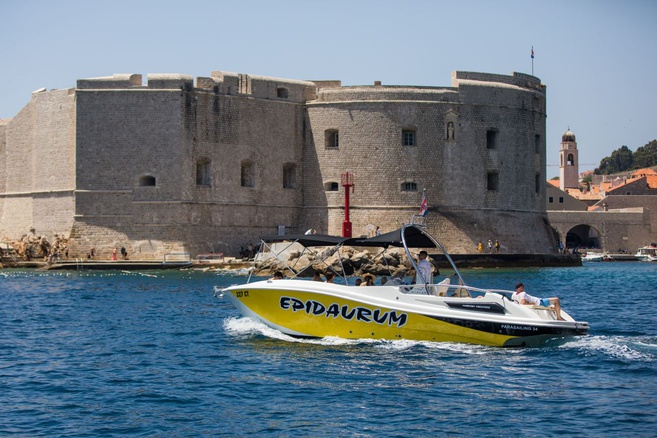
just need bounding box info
[581,252,604,262]
[216,218,589,347]
[635,245,657,262]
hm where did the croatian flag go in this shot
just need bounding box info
[419,192,428,217]
[531,48,534,59]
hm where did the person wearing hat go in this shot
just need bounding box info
[360,273,375,286]
[512,282,565,321]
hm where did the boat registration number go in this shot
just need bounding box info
[235,291,249,298]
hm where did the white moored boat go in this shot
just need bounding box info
[581,252,604,262]
[216,218,589,347]
[635,245,657,262]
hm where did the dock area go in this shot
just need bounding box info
[0,256,256,271]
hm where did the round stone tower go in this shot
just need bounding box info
[302,71,555,254]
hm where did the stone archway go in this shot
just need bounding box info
[566,224,601,250]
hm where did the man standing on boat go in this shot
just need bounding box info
[414,250,433,284]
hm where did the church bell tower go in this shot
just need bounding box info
[559,128,579,191]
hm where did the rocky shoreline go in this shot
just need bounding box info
[1,232,582,272]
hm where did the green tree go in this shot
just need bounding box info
[595,145,633,174]
[632,140,657,169]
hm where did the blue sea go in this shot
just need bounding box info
[1,262,656,437]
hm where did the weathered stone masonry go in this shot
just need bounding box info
[0,70,553,259]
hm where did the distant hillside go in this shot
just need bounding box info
[594,140,657,174]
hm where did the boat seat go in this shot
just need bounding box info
[432,278,451,296]
[527,305,554,310]
[450,288,471,298]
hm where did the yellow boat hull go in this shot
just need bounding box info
[221,285,582,347]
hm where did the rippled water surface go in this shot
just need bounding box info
[1,263,656,436]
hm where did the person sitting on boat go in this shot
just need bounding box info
[512,282,565,321]
[389,271,406,285]
[360,274,375,286]
[413,251,433,284]
[324,271,336,283]
[312,272,322,281]
[269,271,284,280]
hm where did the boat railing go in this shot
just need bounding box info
[409,214,428,227]
[400,281,514,301]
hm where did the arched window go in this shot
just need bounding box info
[139,175,156,187]
[325,181,339,191]
[401,182,417,192]
[567,153,575,166]
[283,163,296,189]
[241,160,255,188]
[534,134,541,154]
[196,158,212,187]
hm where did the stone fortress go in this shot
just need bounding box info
[0,69,555,259]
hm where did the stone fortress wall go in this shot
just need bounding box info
[0,70,554,259]
[302,71,551,253]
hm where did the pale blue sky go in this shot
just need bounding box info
[2,0,655,176]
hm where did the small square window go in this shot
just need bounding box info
[325,130,339,148]
[549,196,554,203]
[402,130,416,146]
[559,197,564,203]
[487,172,499,191]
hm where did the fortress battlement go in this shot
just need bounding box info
[313,85,459,103]
[452,71,545,92]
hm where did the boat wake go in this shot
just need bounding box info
[223,316,516,354]
[223,316,656,361]
[563,335,656,362]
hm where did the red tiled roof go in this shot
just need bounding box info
[631,168,657,178]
